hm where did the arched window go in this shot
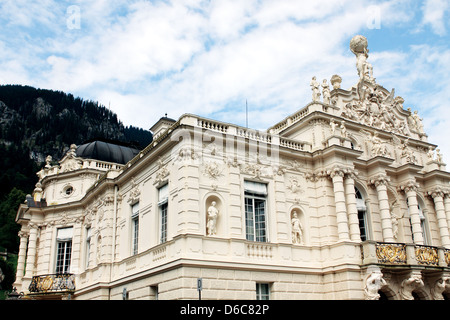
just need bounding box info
[355,187,368,241]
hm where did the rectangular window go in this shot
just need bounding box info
[85,227,91,268]
[244,181,268,242]
[131,202,139,255]
[56,227,73,274]
[158,184,169,244]
[256,283,270,300]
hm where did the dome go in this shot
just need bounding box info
[76,140,140,165]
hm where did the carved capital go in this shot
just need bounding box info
[427,187,445,199]
[397,180,419,194]
[369,173,390,187]
[326,166,354,179]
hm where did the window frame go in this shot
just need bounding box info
[244,181,268,243]
[55,227,73,274]
[158,184,169,244]
[131,202,140,255]
[256,283,270,300]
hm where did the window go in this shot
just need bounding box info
[56,227,73,274]
[158,184,169,244]
[85,227,91,268]
[131,202,139,255]
[244,181,268,242]
[256,283,270,300]
[355,187,368,241]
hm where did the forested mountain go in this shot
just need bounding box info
[0,84,154,255]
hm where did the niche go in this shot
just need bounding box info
[290,208,305,245]
[205,195,223,236]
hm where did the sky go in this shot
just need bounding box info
[0,0,449,160]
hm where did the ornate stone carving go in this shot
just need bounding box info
[127,178,141,204]
[361,130,390,158]
[330,74,342,89]
[350,35,375,83]
[400,272,424,300]
[364,268,387,300]
[431,277,448,300]
[397,180,419,193]
[369,173,390,187]
[203,161,223,180]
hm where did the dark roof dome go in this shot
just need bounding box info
[76,140,140,165]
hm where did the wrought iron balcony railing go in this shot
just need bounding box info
[29,273,75,294]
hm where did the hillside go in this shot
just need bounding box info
[0,84,154,255]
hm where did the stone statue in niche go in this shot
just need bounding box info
[310,76,321,102]
[206,201,219,236]
[291,211,303,244]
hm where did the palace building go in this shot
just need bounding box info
[14,35,450,300]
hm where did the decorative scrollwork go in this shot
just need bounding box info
[376,243,407,264]
[29,273,75,293]
[415,245,439,266]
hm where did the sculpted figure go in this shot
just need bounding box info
[291,211,303,244]
[350,35,374,82]
[310,76,321,102]
[401,273,424,300]
[330,119,337,135]
[412,111,424,133]
[321,79,331,104]
[436,149,443,163]
[431,277,448,300]
[340,121,347,138]
[364,269,387,300]
[206,201,219,236]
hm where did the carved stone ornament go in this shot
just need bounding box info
[364,268,387,300]
[127,178,141,204]
[400,272,424,300]
[203,161,223,180]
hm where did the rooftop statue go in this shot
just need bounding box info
[350,35,375,84]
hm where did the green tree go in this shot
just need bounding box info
[0,188,26,253]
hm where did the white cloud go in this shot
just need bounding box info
[421,0,450,35]
[0,0,449,160]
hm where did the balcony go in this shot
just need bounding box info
[362,241,450,268]
[28,274,75,297]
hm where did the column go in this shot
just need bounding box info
[24,224,38,278]
[329,168,350,241]
[400,181,424,245]
[428,188,450,248]
[370,174,394,242]
[444,193,450,236]
[344,172,360,241]
[14,231,29,287]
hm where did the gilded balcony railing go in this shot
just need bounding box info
[375,242,407,264]
[29,273,75,294]
[415,245,439,266]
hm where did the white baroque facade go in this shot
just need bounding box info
[15,36,450,300]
